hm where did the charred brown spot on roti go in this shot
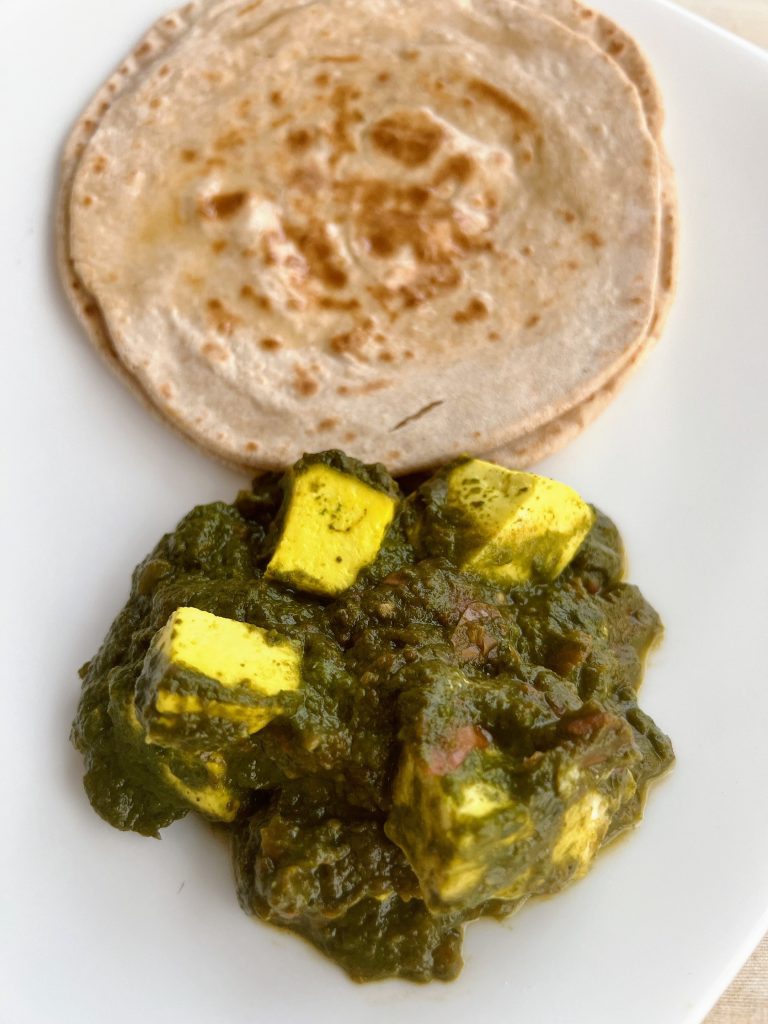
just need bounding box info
[284,219,348,289]
[525,313,541,328]
[377,71,391,84]
[286,127,315,152]
[584,231,605,248]
[402,49,420,61]
[215,130,246,150]
[330,84,363,161]
[317,296,360,312]
[243,441,260,452]
[260,337,282,351]
[433,154,474,186]
[157,64,170,77]
[353,177,489,312]
[179,148,198,163]
[488,330,501,341]
[198,191,248,219]
[467,78,535,128]
[207,298,240,335]
[314,72,330,87]
[269,90,283,106]
[211,239,228,254]
[203,70,223,85]
[317,54,361,63]
[159,382,173,399]
[91,156,108,173]
[328,329,366,358]
[202,342,227,361]
[81,196,94,208]
[370,110,445,167]
[287,166,324,194]
[83,302,98,318]
[149,96,162,110]
[241,284,272,311]
[292,365,320,396]
[317,417,339,431]
[238,0,264,15]
[453,297,489,324]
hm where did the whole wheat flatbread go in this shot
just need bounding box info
[487,0,677,467]
[59,0,661,474]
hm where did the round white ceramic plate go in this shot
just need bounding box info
[2,2,767,1021]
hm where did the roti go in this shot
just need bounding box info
[487,0,677,467]
[59,0,661,473]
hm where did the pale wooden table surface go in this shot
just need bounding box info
[663,4,768,1022]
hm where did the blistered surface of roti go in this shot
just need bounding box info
[65,0,660,472]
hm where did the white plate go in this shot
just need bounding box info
[2,1,768,1021]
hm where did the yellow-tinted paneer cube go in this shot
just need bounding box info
[137,607,302,751]
[265,463,397,595]
[118,692,241,823]
[160,754,241,823]
[385,745,534,912]
[446,459,594,584]
[551,790,611,875]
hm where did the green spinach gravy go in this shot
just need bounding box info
[71,451,673,982]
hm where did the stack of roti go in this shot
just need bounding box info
[59,0,675,473]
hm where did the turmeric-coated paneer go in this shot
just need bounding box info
[445,459,594,584]
[265,462,397,595]
[110,685,242,825]
[386,672,640,915]
[136,607,302,752]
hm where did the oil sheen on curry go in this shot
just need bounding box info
[72,452,673,982]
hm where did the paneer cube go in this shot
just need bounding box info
[445,459,594,584]
[386,700,638,914]
[386,744,534,913]
[136,607,302,752]
[160,752,241,823]
[265,463,397,595]
[111,686,242,824]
